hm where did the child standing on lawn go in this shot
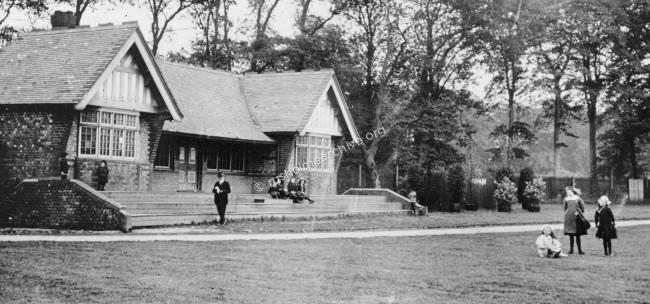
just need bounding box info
[535,224,568,258]
[595,195,617,256]
[408,191,427,216]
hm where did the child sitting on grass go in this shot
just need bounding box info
[536,224,568,258]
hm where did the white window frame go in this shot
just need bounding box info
[296,134,333,172]
[78,109,139,160]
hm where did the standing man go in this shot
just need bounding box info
[59,152,70,180]
[212,172,231,226]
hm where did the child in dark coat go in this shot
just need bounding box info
[97,160,109,191]
[595,195,617,256]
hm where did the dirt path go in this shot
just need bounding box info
[1,219,649,242]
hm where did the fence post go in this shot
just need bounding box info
[358,164,362,188]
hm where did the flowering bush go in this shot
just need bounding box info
[523,177,546,212]
[493,177,518,212]
[524,177,547,201]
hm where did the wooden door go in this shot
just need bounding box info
[177,144,198,191]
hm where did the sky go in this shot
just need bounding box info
[5,0,336,55]
[5,0,490,97]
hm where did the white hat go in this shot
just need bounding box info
[597,195,611,206]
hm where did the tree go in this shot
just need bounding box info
[343,0,414,188]
[1,0,47,28]
[247,0,282,72]
[530,0,582,180]
[187,0,236,69]
[55,0,103,25]
[143,0,195,55]
[601,0,650,180]
[295,0,346,36]
[1,0,47,46]
[478,0,537,165]
[566,0,619,194]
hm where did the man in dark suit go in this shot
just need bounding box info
[212,172,231,226]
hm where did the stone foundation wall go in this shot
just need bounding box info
[2,178,131,231]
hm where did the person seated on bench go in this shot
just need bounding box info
[292,178,315,204]
[535,224,568,258]
[268,175,282,199]
[407,191,427,215]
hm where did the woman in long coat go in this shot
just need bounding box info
[564,187,586,254]
[595,195,617,256]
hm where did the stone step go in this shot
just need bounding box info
[104,191,386,201]
[125,204,403,215]
[129,210,410,228]
[106,194,388,204]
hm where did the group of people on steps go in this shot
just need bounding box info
[536,186,617,258]
[268,173,315,204]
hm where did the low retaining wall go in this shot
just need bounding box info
[342,188,411,209]
[3,178,131,232]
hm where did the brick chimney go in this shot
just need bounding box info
[50,11,76,29]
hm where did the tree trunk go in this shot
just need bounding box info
[364,142,381,188]
[587,94,599,196]
[507,87,515,164]
[628,135,639,179]
[553,76,562,179]
[223,1,231,71]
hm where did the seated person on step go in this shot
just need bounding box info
[287,177,301,203]
[535,224,568,258]
[268,175,282,199]
[292,178,314,204]
[408,191,427,215]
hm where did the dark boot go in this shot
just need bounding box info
[569,236,574,254]
[577,236,585,254]
[603,240,608,256]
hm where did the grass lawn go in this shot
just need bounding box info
[163,202,650,234]
[1,225,649,303]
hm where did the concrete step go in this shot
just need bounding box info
[104,191,388,204]
[129,210,410,228]
[126,204,402,214]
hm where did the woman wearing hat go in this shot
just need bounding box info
[295,178,315,204]
[563,187,586,254]
[595,195,617,256]
[535,224,568,258]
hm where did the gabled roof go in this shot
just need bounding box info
[157,61,274,143]
[241,70,335,133]
[0,24,182,120]
[241,70,360,140]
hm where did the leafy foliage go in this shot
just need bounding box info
[493,177,518,212]
[517,167,534,208]
[447,164,465,211]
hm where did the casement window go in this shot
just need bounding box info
[296,134,332,171]
[206,143,246,172]
[79,110,139,160]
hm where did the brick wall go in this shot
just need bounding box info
[271,134,296,174]
[2,178,131,231]
[0,105,75,203]
[73,114,160,191]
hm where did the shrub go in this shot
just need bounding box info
[524,177,547,212]
[447,164,465,212]
[517,167,535,209]
[493,177,518,212]
[495,167,514,183]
